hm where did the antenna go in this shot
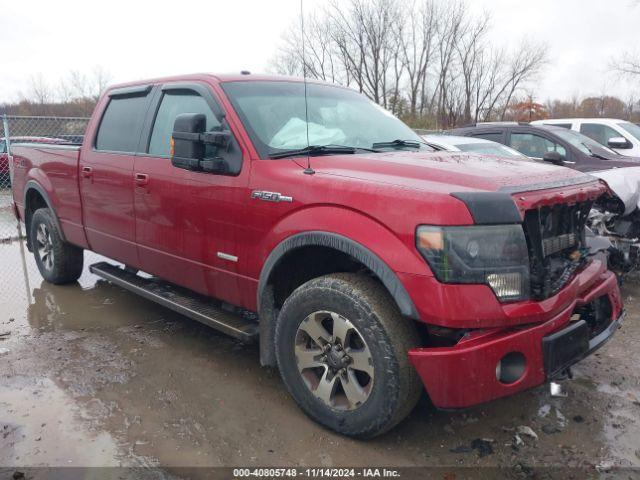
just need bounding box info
[300,0,315,175]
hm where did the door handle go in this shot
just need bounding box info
[135,173,149,186]
[81,166,93,178]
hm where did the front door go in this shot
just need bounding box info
[507,131,568,162]
[80,86,153,266]
[133,83,250,306]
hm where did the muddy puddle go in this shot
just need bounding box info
[1,238,640,477]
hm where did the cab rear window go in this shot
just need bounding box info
[95,93,149,153]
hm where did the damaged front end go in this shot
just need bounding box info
[522,201,593,299]
[589,167,640,275]
[589,201,640,274]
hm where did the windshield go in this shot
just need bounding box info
[548,127,618,156]
[456,142,530,159]
[618,122,640,140]
[221,81,428,158]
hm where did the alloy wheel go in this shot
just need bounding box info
[294,310,374,411]
[35,223,54,271]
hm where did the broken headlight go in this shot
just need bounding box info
[416,224,530,302]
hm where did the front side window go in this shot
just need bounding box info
[618,122,640,141]
[148,90,221,157]
[221,81,426,158]
[579,123,621,146]
[95,94,149,152]
[509,133,567,159]
[551,127,617,156]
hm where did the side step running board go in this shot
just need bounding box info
[89,262,258,343]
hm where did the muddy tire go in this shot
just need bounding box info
[30,208,83,284]
[275,273,422,438]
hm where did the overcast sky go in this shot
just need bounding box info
[1,0,639,103]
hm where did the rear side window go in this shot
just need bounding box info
[148,90,220,157]
[95,94,149,152]
[470,132,503,144]
[545,123,572,129]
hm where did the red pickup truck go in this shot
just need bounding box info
[1,137,69,186]
[10,73,623,437]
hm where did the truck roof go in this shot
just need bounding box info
[532,118,629,124]
[105,72,322,92]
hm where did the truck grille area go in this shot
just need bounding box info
[522,201,593,300]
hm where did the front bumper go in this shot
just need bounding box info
[408,268,623,409]
[543,309,624,379]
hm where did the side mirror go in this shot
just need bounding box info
[171,113,231,173]
[542,151,565,166]
[608,137,631,149]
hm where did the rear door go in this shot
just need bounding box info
[133,82,250,305]
[80,85,153,266]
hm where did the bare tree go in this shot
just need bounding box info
[614,52,640,76]
[271,13,337,82]
[326,0,404,109]
[59,66,113,102]
[398,0,436,118]
[497,40,548,120]
[28,74,54,105]
[268,0,549,128]
[456,13,490,124]
[91,66,112,100]
[473,49,505,121]
[433,1,467,127]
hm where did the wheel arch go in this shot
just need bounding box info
[23,180,66,250]
[257,231,419,366]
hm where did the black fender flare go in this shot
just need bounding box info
[23,180,66,247]
[257,231,419,366]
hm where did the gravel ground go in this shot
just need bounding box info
[0,233,639,479]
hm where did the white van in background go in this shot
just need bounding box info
[531,118,640,157]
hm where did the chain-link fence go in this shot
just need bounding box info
[0,115,90,243]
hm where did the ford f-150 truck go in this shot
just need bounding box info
[10,73,623,437]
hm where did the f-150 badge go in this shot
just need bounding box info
[250,191,293,203]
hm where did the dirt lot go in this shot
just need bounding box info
[1,213,640,477]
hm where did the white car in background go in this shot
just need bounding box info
[421,134,532,160]
[531,118,640,157]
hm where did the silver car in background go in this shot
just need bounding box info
[421,134,533,160]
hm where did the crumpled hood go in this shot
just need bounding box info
[311,150,596,194]
[591,167,640,216]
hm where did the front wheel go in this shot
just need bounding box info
[30,208,84,284]
[275,273,422,437]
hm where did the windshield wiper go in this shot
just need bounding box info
[582,142,608,160]
[268,145,361,159]
[372,139,422,150]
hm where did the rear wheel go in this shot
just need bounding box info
[275,273,422,437]
[30,208,83,284]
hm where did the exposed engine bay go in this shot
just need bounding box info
[523,201,592,299]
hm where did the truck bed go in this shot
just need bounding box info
[11,144,87,248]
